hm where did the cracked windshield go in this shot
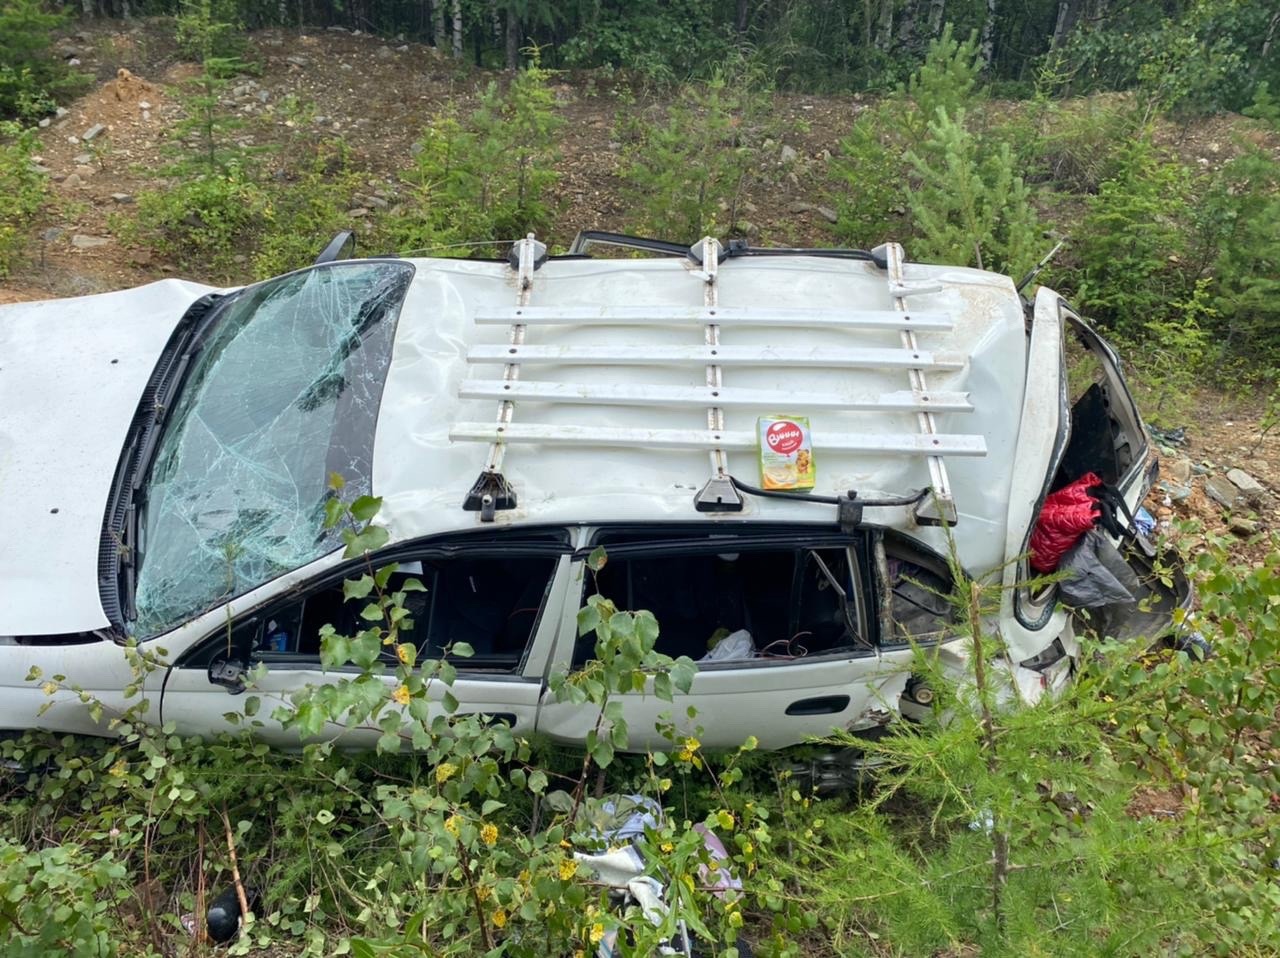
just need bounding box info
[132,261,413,636]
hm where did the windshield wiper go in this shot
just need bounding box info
[99,292,228,631]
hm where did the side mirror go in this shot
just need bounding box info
[208,657,247,695]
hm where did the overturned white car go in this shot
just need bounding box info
[0,232,1188,749]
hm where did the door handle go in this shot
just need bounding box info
[785,695,850,716]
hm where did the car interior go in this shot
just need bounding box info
[195,555,556,674]
[575,545,871,666]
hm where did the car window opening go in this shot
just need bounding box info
[192,555,556,675]
[1052,327,1144,492]
[575,539,956,668]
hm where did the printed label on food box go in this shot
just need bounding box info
[758,416,815,490]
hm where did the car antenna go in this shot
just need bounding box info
[1015,234,1068,295]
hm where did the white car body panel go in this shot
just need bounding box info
[0,244,1173,748]
[373,256,1025,575]
[0,279,213,635]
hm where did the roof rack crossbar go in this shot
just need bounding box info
[457,380,974,413]
[465,343,964,370]
[462,232,545,520]
[449,422,988,455]
[474,305,954,332]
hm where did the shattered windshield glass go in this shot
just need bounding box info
[132,261,414,637]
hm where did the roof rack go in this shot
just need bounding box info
[453,235,984,524]
[460,233,546,520]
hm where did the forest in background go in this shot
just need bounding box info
[14,0,1280,107]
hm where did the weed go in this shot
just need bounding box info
[392,52,562,256]
[0,121,45,276]
[620,53,776,240]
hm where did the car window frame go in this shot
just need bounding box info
[171,528,575,679]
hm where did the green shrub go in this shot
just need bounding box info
[0,840,129,957]
[1192,90,1280,362]
[129,165,269,275]
[392,56,562,256]
[0,0,84,121]
[900,24,985,140]
[0,121,45,276]
[620,54,775,240]
[828,105,908,247]
[558,0,733,87]
[252,142,377,276]
[769,530,1280,956]
[1073,136,1196,337]
[905,107,1041,276]
[176,0,250,65]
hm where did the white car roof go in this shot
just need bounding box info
[372,244,1030,575]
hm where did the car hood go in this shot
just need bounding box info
[0,279,216,636]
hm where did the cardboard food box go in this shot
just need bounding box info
[758,416,815,490]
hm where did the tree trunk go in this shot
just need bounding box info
[81,0,94,16]
[875,0,895,52]
[1261,9,1280,64]
[451,0,463,59]
[979,0,996,68]
[926,0,945,38]
[490,0,502,45]
[736,0,750,35]
[1050,0,1078,49]
[505,5,519,70]
[897,0,918,51]
[430,0,444,48]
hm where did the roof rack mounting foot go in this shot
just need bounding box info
[837,493,863,533]
[912,493,957,527]
[463,470,518,522]
[507,237,548,272]
[694,475,745,513]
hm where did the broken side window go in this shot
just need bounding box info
[182,554,557,675]
[574,539,873,666]
[132,262,414,637]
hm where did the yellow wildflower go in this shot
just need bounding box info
[435,762,458,785]
[444,814,461,837]
[492,908,507,929]
[589,923,605,944]
[392,684,411,706]
[109,759,128,778]
[517,869,531,885]
[395,643,413,665]
[558,857,578,881]
[40,681,57,696]
[660,842,674,853]
[481,823,498,846]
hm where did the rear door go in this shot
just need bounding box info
[534,530,919,751]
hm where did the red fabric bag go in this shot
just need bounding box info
[1029,472,1102,573]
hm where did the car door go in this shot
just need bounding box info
[534,531,918,752]
[1008,292,1192,671]
[160,538,573,746]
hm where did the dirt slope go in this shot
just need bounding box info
[3,19,1277,549]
